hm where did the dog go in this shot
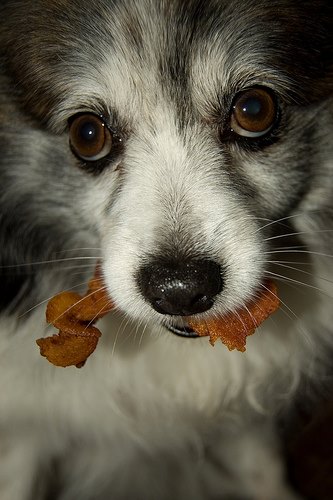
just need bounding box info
[0,0,332,498]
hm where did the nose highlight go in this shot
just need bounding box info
[137,259,223,316]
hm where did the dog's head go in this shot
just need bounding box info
[0,0,332,333]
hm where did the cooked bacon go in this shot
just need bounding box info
[189,280,279,351]
[36,266,113,368]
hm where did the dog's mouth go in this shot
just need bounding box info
[165,324,199,338]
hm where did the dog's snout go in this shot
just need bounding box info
[137,259,223,316]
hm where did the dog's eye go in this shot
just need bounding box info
[230,88,277,138]
[69,114,112,161]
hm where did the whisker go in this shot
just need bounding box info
[264,249,333,258]
[264,229,333,242]
[260,282,298,321]
[83,297,116,332]
[260,260,313,266]
[259,282,313,346]
[264,270,333,298]
[55,248,102,255]
[110,315,129,359]
[231,309,249,336]
[133,314,147,345]
[255,212,305,233]
[243,304,259,331]
[0,256,100,269]
[118,316,140,346]
[60,264,100,271]
[109,312,152,361]
[255,208,333,233]
[138,321,149,348]
[267,261,333,286]
[51,285,109,325]
[19,280,91,318]
[264,245,307,252]
[132,315,149,348]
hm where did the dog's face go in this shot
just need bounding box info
[0,0,332,332]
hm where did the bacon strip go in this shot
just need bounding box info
[36,267,113,368]
[188,280,280,351]
[37,267,279,367]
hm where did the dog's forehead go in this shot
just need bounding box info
[2,0,331,129]
[47,0,297,129]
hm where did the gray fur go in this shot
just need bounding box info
[0,1,332,499]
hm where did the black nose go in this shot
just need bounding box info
[137,259,223,316]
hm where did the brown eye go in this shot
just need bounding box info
[231,88,277,138]
[69,114,112,161]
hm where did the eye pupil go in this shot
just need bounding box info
[79,122,98,141]
[241,98,262,117]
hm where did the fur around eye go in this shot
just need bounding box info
[69,113,113,161]
[230,88,277,138]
